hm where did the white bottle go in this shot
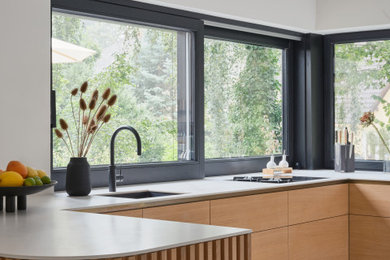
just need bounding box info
[279,150,289,168]
[266,155,277,169]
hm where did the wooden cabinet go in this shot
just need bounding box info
[143,201,210,224]
[350,183,390,259]
[289,215,349,260]
[350,215,390,259]
[251,228,288,260]
[104,209,143,218]
[350,183,390,217]
[210,192,288,232]
[288,184,348,225]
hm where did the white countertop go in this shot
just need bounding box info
[1,169,389,259]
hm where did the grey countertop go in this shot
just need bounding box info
[1,169,389,259]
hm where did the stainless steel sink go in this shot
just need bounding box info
[98,190,183,199]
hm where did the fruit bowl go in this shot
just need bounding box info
[0,181,57,212]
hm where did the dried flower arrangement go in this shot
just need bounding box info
[55,81,117,157]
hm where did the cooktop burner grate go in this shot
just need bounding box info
[232,176,326,183]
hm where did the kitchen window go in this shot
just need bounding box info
[51,0,295,188]
[52,11,194,167]
[51,0,204,190]
[324,30,390,170]
[203,27,292,175]
[204,38,284,159]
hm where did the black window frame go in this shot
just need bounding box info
[203,26,294,176]
[51,0,205,190]
[51,0,300,190]
[324,29,390,171]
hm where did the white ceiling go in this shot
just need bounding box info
[136,0,390,34]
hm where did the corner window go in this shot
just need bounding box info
[52,12,194,168]
[335,40,390,160]
[204,37,284,159]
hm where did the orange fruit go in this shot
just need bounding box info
[6,161,28,179]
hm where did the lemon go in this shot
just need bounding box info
[0,171,24,187]
[24,177,36,186]
[37,170,47,178]
[27,166,38,178]
[41,176,51,184]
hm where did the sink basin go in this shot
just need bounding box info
[98,190,183,199]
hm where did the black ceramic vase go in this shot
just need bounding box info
[66,157,91,196]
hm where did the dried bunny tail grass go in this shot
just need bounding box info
[82,115,89,125]
[59,119,74,156]
[54,129,63,138]
[89,125,98,133]
[96,105,108,120]
[80,81,88,93]
[59,119,68,130]
[102,88,111,100]
[107,95,117,106]
[103,114,111,123]
[88,98,96,110]
[71,88,78,96]
[88,119,96,128]
[79,98,87,111]
[92,89,99,100]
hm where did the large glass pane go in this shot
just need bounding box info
[335,40,390,160]
[52,12,193,167]
[204,38,283,159]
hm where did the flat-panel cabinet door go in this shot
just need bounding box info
[143,201,210,224]
[350,215,390,259]
[252,227,288,260]
[289,215,349,260]
[350,183,390,217]
[289,184,348,225]
[210,192,288,232]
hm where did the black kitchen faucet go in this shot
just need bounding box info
[109,126,142,192]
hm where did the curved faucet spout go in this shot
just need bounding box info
[109,126,142,192]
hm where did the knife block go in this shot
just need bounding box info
[334,144,355,172]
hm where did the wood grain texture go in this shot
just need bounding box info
[350,183,390,217]
[104,209,143,218]
[0,234,251,260]
[289,215,349,260]
[251,228,288,260]
[210,192,288,232]
[350,215,390,259]
[143,201,210,224]
[289,184,348,225]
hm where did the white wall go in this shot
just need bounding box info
[137,0,317,32]
[316,0,390,33]
[0,0,51,174]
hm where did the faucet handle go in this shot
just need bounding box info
[116,168,124,183]
[116,175,124,183]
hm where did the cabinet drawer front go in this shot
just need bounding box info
[143,201,210,224]
[289,184,348,225]
[289,215,349,260]
[252,228,288,260]
[210,192,287,232]
[350,215,390,259]
[350,183,390,217]
[104,209,143,218]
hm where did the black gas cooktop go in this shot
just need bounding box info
[232,176,326,184]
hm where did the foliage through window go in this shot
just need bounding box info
[335,40,390,160]
[52,12,193,168]
[204,38,283,159]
